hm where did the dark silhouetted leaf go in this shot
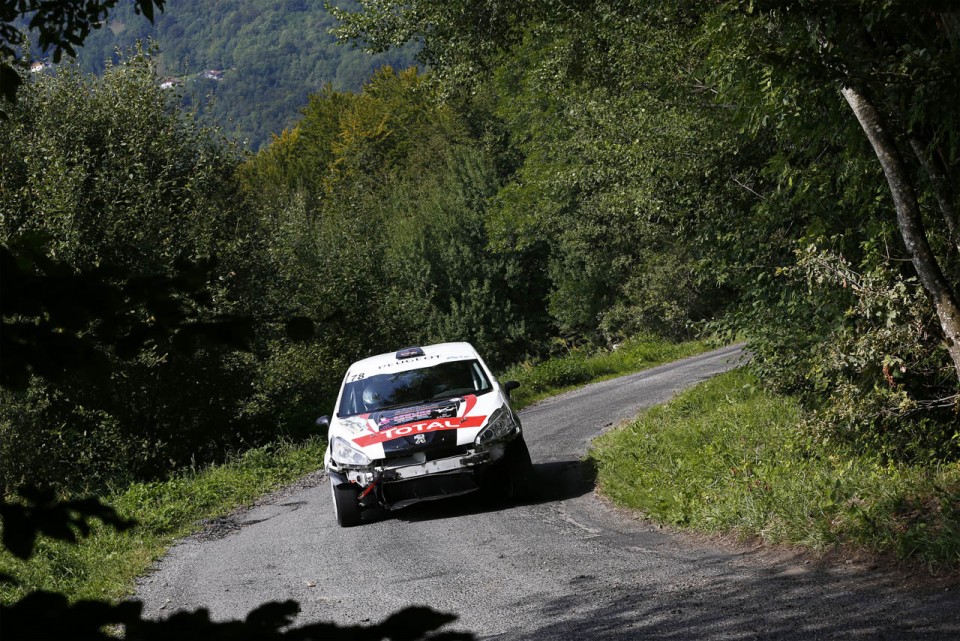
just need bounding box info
[0,63,21,104]
[285,317,315,341]
[0,489,136,561]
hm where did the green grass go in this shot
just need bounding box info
[501,336,717,410]
[589,368,960,571]
[0,438,326,604]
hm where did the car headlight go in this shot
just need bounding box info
[475,407,518,446]
[332,436,371,467]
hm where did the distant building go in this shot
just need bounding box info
[202,69,224,80]
[160,77,184,89]
[29,61,51,73]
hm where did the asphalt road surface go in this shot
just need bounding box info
[137,345,960,639]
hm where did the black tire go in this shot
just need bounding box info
[503,437,538,503]
[331,481,362,527]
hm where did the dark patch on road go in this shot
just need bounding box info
[192,471,326,542]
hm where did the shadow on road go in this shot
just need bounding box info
[347,452,960,639]
[363,457,598,525]
[510,546,960,640]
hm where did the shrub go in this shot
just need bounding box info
[0,53,278,493]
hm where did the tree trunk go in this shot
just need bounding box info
[909,137,960,254]
[841,84,960,382]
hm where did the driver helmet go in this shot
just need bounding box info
[362,383,383,410]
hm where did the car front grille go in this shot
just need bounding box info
[422,443,471,461]
[381,472,478,509]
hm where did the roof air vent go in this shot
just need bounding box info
[395,346,425,360]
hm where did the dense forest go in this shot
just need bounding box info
[3,0,960,496]
[59,0,419,149]
[327,0,960,463]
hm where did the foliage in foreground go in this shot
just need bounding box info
[589,369,960,571]
[1,594,467,640]
[0,479,467,640]
[0,439,326,605]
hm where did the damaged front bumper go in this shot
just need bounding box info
[329,442,508,510]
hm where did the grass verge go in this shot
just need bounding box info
[501,336,717,410]
[588,368,960,571]
[0,437,326,604]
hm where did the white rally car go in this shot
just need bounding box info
[318,342,535,527]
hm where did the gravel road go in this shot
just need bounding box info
[137,344,960,639]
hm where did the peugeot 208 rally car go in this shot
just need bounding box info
[318,342,535,527]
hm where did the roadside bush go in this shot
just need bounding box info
[0,53,280,493]
[508,353,591,395]
[600,250,724,343]
[241,341,348,438]
[742,245,960,464]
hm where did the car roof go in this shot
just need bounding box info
[346,342,482,377]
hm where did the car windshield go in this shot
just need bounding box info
[338,359,492,417]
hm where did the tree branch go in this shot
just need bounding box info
[841,84,960,381]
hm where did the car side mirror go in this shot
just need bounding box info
[503,380,520,398]
[315,415,330,435]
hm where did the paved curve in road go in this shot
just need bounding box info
[138,345,960,639]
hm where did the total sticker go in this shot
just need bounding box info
[353,415,486,446]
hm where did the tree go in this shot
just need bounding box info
[241,67,553,368]
[0,51,277,492]
[0,4,471,638]
[0,20,467,639]
[332,2,743,345]
[706,0,960,379]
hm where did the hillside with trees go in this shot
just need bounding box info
[64,0,419,149]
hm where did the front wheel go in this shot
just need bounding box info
[503,437,538,503]
[331,480,362,527]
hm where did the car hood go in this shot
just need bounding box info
[330,392,502,461]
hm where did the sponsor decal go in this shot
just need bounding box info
[377,406,450,427]
[413,434,426,445]
[367,395,478,431]
[353,415,486,447]
[337,416,369,435]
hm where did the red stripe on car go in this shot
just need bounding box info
[353,415,486,447]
